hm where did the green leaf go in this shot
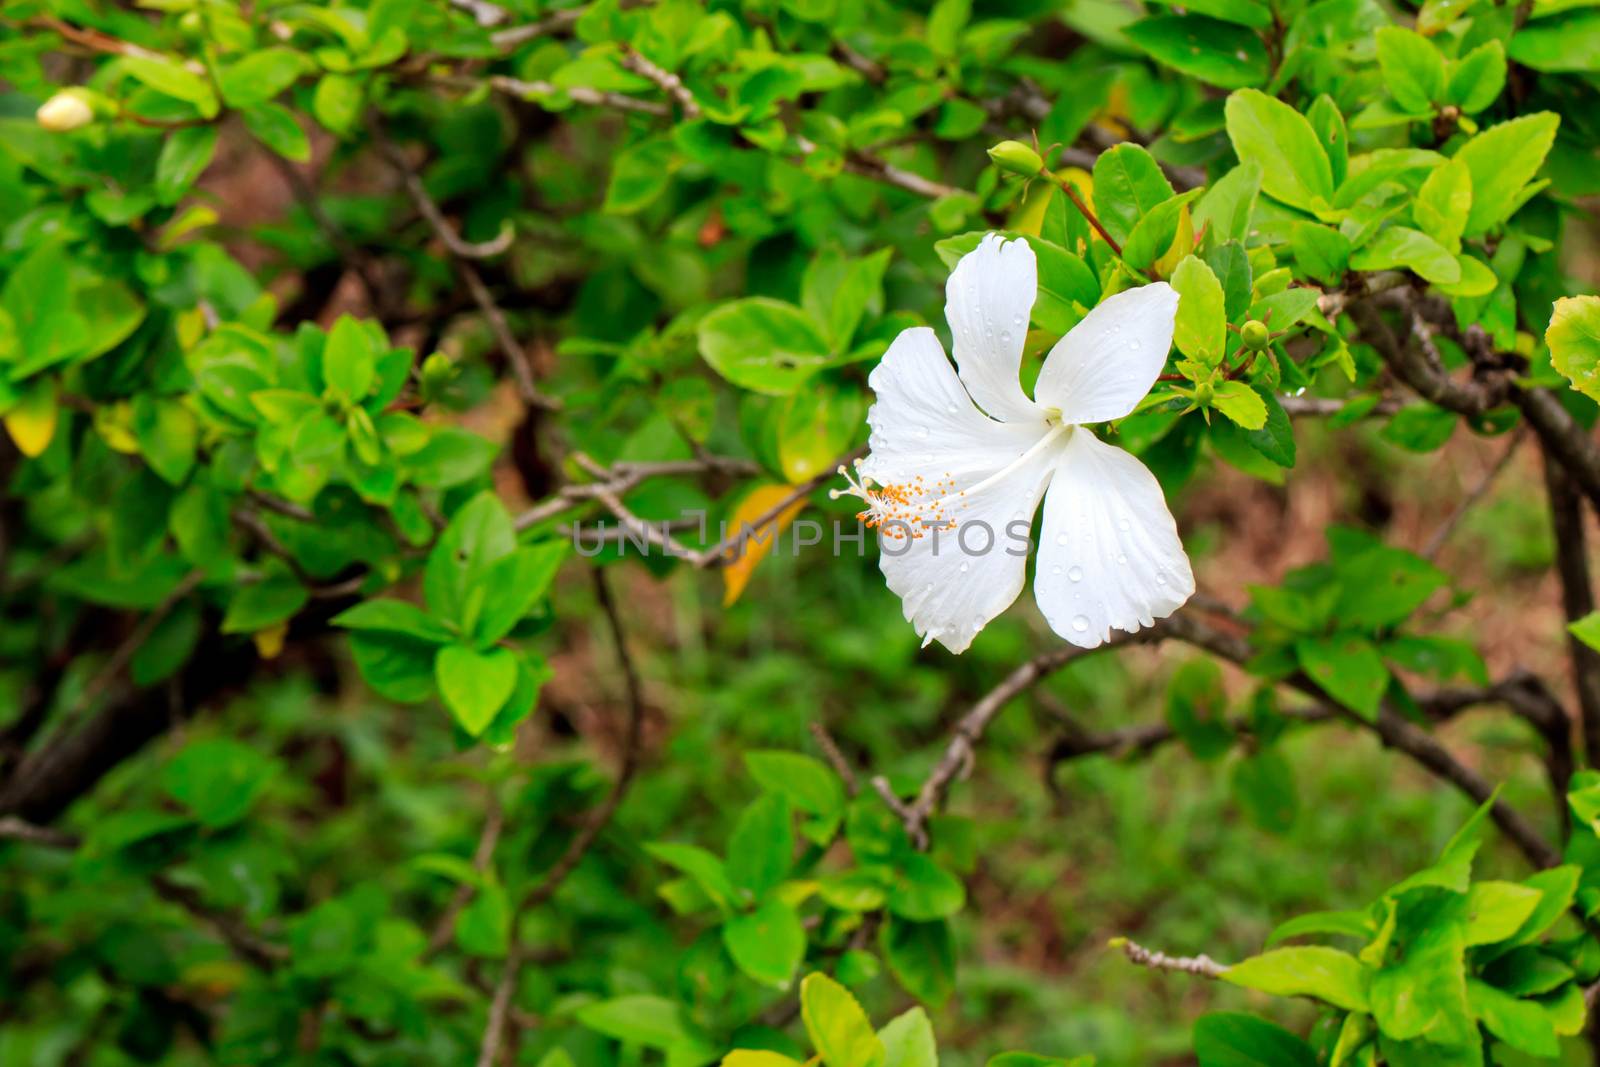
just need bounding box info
[1172,256,1226,365]
[1123,188,1204,271]
[123,55,219,117]
[1193,1012,1318,1067]
[423,492,515,630]
[1376,28,1446,113]
[605,137,677,214]
[1241,386,1294,467]
[333,599,454,643]
[1306,95,1348,187]
[745,750,846,818]
[727,793,794,898]
[312,74,363,135]
[1232,747,1296,832]
[1223,946,1369,1011]
[1030,238,1101,333]
[1509,10,1600,71]
[221,574,308,634]
[1193,163,1261,249]
[1224,89,1334,213]
[154,125,218,205]
[1547,295,1600,402]
[880,917,955,1005]
[801,248,892,351]
[646,843,737,912]
[218,47,307,108]
[1289,223,1350,287]
[162,739,277,828]
[242,103,311,162]
[1295,634,1388,720]
[1211,381,1268,430]
[1462,881,1542,946]
[1348,226,1460,284]
[699,298,832,395]
[1091,144,1175,245]
[1266,909,1374,947]
[1467,979,1559,1056]
[802,972,885,1067]
[349,631,438,703]
[324,316,376,401]
[1125,15,1270,89]
[724,898,806,988]
[1453,112,1560,235]
[576,996,717,1060]
[132,395,198,485]
[474,542,568,645]
[1413,158,1472,252]
[879,1007,938,1067]
[885,853,966,921]
[1205,240,1253,321]
[434,644,517,736]
[1447,41,1507,113]
[778,383,864,483]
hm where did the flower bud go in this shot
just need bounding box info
[987,140,1043,178]
[1240,319,1272,351]
[36,91,94,132]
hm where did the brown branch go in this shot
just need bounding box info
[1162,611,1561,870]
[1545,454,1600,768]
[618,45,700,118]
[378,133,514,260]
[809,722,860,796]
[475,569,646,1067]
[424,797,505,958]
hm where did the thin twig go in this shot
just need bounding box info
[1422,428,1524,560]
[809,722,860,796]
[424,797,506,958]
[1113,937,1228,978]
[475,569,647,1067]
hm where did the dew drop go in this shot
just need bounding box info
[916,426,930,439]
[1071,615,1090,633]
[924,583,934,593]
[1051,564,1063,575]
[1000,330,1012,343]
[1055,532,1069,545]
[973,614,985,628]
[1068,566,1083,582]
[1157,574,1168,586]
[1116,553,1128,565]
[959,561,971,574]
[946,403,958,415]
[1012,314,1024,326]
[1130,339,1142,351]
[1117,518,1131,532]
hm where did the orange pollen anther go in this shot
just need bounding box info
[829,462,961,539]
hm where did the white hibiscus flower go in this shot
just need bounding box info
[834,233,1194,652]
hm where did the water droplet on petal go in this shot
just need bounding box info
[1012,314,1023,326]
[1051,565,1063,575]
[1117,518,1131,532]
[1071,615,1090,632]
[959,562,970,574]
[1056,533,1069,545]
[1116,553,1128,565]
[1068,566,1083,582]
[946,403,958,415]
[1000,330,1012,343]
[916,426,929,438]
[1130,339,1142,351]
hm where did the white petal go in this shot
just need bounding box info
[1033,282,1178,425]
[859,326,1058,654]
[1032,429,1193,649]
[944,233,1041,424]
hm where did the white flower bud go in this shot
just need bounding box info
[36,91,94,132]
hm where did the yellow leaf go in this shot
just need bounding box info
[4,378,58,457]
[1153,204,1195,278]
[721,483,807,607]
[253,622,289,659]
[94,401,141,454]
[721,1053,806,1067]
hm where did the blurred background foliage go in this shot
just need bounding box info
[4,0,1600,1064]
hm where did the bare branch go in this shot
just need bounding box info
[809,722,861,796]
[476,569,647,1067]
[424,797,505,958]
[1422,427,1524,560]
[1113,936,1228,979]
